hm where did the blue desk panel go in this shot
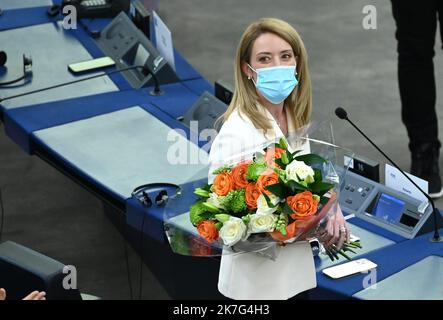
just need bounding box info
[0,6,56,31]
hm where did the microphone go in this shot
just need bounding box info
[335,107,442,243]
[0,64,163,103]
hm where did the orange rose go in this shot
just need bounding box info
[197,220,219,243]
[264,147,285,167]
[245,182,261,209]
[231,161,251,189]
[287,191,319,220]
[256,170,279,195]
[213,172,234,196]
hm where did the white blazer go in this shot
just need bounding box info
[208,106,317,300]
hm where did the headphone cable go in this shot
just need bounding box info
[0,74,27,87]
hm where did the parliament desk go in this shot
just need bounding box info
[1,2,443,300]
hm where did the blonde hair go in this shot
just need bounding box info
[219,18,312,133]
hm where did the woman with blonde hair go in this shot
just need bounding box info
[209,18,349,300]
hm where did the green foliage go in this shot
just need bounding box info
[194,188,210,198]
[246,162,268,181]
[262,192,278,208]
[215,213,230,223]
[309,181,335,196]
[190,201,213,226]
[294,154,327,166]
[287,180,308,193]
[212,165,232,175]
[265,183,286,199]
[275,212,288,236]
[282,202,293,215]
[278,137,289,150]
[202,202,222,214]
[220,189,247,214]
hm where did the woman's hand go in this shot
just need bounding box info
[0,288,5,301]
[316,205,350,250]
[0,288,46,300]
[23,291,46,300]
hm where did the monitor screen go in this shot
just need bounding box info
[371,192,405,224]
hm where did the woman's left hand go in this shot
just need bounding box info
[316,205,350,250]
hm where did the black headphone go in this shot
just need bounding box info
[0,51,33,87]
[131,183,182,208]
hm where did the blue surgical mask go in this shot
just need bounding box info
[248,64,298,104]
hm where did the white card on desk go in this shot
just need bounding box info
[385,163,428,203]
[322,258,377,279]
[152,11,176,71]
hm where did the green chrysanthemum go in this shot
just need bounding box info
[220,189,247,214]
[246,162,268,181]
[189,200,211,225]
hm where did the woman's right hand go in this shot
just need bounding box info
[23,291,46,300]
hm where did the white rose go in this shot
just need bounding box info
[285,160,315,184]
[256,194,280,215]
[219,216,247,246]
[249,212,277,233]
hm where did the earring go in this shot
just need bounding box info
[248,75,251,80]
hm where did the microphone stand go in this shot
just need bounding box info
[336,108,442,243]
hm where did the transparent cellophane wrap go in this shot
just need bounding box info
[163,121,353,260]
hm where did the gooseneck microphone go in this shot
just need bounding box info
[335,107,442,243]
[0,64,162,103]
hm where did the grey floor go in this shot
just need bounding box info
[1,0,443,299]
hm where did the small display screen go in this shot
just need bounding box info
[371,193,405,224]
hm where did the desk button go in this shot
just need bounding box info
[357,187,363,193]
[345,185,350,190]
[365,187,370,191]
[349,187,355,192]
[345,198,353,204]
[362,192,366,197]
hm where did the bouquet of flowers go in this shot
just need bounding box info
[191,137,332,242]
[164,123,361,261]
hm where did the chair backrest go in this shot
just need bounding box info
[0,241,82,300]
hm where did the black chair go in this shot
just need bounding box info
[0,241,82,300]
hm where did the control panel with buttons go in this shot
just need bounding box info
[338,168,439,239]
